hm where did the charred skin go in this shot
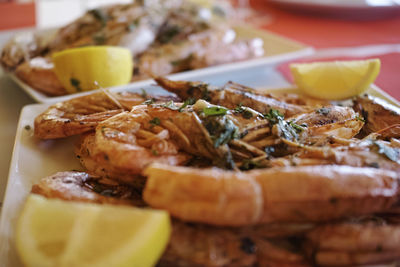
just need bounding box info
[354,94,400,138]
[155,77,310,118]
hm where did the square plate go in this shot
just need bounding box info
[0,73,398,266]
[5,25,313,103]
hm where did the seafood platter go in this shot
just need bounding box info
[1,0,400,267]
[1,72,400,266]
[0,0,311,103]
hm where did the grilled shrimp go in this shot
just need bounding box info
[34,90,178,139]
[31,171,145,206]
[354,94,400,137]
[143,163,399,226]
[136,26,263,80]
[294,138,400,172]
[76,100,275,180]
[304,217,400,266]
[30,171,314,267]
[155,77,310,117]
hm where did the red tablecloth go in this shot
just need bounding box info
[251,0,400,101]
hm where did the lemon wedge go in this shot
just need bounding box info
[52,46,133,94]
[290,59,381,100]
[16,194,171,267]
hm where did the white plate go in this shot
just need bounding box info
[5,25,313,103]
[0,73,398,266]
[269,0,400,18]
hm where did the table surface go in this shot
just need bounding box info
[1,1,400,205]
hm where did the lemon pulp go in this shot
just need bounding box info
[16,194,171,267]
[290,59,381,100]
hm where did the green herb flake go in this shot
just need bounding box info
[127,19,139,32]
[179,98,195,112]
[70,78,82,92]
[151,149,159,156]
[356,115,366,123]
[142,99,155,105]
[149,117,161,126]
[203,106,228,116]
[316,107,331,116]
[263,109,284,124]
[288,120,305,133]
[92,33,106,45]
[89,9,109,26]
[158,25,181,44]
[24,125,31,131]
[234,104,253,119]
[140,89,147,99]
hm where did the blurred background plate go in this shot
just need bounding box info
[268,0,400,19]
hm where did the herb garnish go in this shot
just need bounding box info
[92,33,106,44]
[316,107,331,116]
[142,99,155,105]
[140,89,147,99]
[89,9,109,26]
[234,104,253,119]
[356,115,366,122]
[263,109,304,141]
[158,25,181,44]
[149,117,161,126]
[70,78,82,92]
[263,109,284,125]
[204,117,239,147]
[179,98,195,112]
[203,106,228,116]
[127,19,139,32]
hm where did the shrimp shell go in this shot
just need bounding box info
[143,164,399,226]
[34,90,179,139]
[31,171,145,206]
[304,221,400,266]
[154,77,310,117]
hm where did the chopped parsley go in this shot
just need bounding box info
[179,98,195,112]
[234,104,253,119]
[149,117,161,126]
[203,106,228,116]
[127,19,139,32]
[356,115,366,122]
[204,117,238,148]
[158,25,181,44]
[142,99,155,105]
[316,107,331,116]
[92,33,106,44]
[89,9,109,26]
[263,109,284,125]
[140,89,147,99]
[70,78,82,92]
